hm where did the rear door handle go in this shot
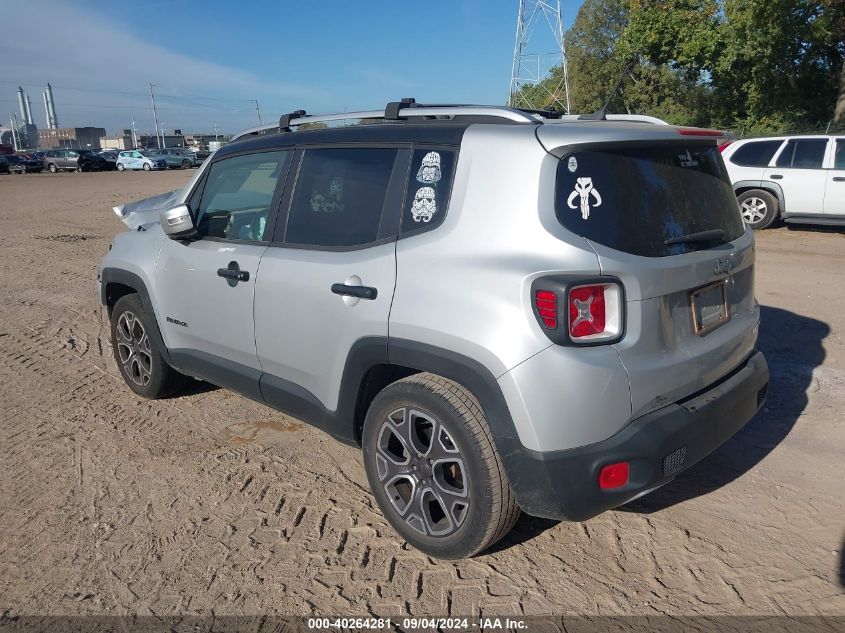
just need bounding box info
[331,283,377,300]
[833,176,845,182]
[769,174,783,180]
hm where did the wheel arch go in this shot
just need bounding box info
[100,268,173,366]
[733,180,785,215]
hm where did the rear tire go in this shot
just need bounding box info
[117,163,125,171]
[362,373,520,559]
[181,159,191,169]
[110,295,186,399]
[738,189,778,229]
[48,163,58,173]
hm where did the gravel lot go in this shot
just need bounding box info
[0,171,843,617]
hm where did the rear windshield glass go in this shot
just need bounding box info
[555,143,745,257]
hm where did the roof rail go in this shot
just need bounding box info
[230,99,539,142]
[555,113,670,125]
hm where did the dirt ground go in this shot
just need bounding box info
[0,170,843,617]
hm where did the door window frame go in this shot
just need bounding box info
[186,147,294,246]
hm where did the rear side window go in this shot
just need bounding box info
[555,143,745,257]
[285,148,398,247]
[729,140,783,167]
[775,139,827,169]
[196,150,288,242]
[401,148,457,234]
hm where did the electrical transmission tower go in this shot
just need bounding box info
[508,0,571,113]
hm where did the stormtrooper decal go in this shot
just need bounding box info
[410,186,437,223]
[416,151,442,184]
[567,177,602,220]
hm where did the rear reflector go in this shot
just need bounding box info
[567,282,622,343]
[534,290,557,329]
[599,462,629,490]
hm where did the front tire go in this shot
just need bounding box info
[181,159,191,169]
[143,163,151,171]
[110,295,186,399]
[738,189,778,229]
[362,373,520,559]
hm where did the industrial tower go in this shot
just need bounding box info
[508,0,571,113]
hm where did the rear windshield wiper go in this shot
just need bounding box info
[664,229,726,246]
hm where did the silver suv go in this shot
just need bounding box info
[97,101,769,559]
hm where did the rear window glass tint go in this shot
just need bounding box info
[285,148,398,247]
[775,139,827,169]
[401,148,457,234]
[729,140,783,167]
[555,143,745,257]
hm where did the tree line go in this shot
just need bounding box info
[516,0,845,136]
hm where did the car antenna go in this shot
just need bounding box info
[577,61,634,121]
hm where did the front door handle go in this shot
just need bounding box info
[769,174,783,180]
[217,261,250,284]
[331,283,377,300]
[833,176,845,182]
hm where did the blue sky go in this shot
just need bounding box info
[0,0,582,135]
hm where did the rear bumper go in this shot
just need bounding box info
[499,351,769,521]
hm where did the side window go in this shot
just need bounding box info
[834,140,845,170]
[285,148,398,247]
[68,151,78,158]
[196,151,288,242]
[729,140,783,167]
[401,148,456,234]
[775,139,827,169]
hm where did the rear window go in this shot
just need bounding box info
[729,140,783,167]
[555,143,745,257]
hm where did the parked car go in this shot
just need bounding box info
[5,154,43,173]
[721,135,845,229]
[78,151,115,172]
[98,101,768,559]
[116,150,167,171]
[149,148,197,169]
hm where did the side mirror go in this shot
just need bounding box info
[160,204,197,239]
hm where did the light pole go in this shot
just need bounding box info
[149,83,162,149]
[250,99,262,126]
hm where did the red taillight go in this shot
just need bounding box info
[534,290,557,329]
[676,127,725,137]
[598,462,629,490]
[568,284,607,338]
[718,140,734,153]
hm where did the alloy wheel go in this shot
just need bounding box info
[115,311,152,387]
[740,196,767,224]
[375,407,470,537]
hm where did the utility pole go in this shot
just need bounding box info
[149,83,162,149]
[213,123,219,141]
[508,0,571,113]
[251,99,262,126]
[130,116,138,148]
